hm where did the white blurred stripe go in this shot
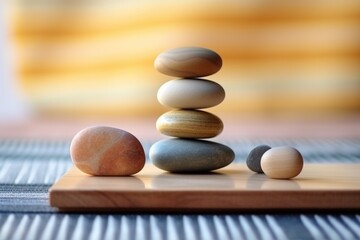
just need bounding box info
[43,159,58,184]
[328,215,356,240]
[11,214,30,240]
[266,215,288,240]
[103,216,119,239]
[27,161,44,184]
[71,215,87,240]
[166,215,181,240]
[0,159,71,184]
[88,215,104,240]
[55,215,71,240]
[183,215,199,240]
[314,215,342,240]
[0,214,358,240]
[214,215,231,239]
[0,214,16,240]
[37,158,67,184]
[341,215,360,238]
[225,215,244,239]
[198,215,216,240]
[39,214,57,240]
[27,214,42,240]
[0,160,13,182]
[135,215,147,240]
[252,215,273,240]
[14,158,32,184]
[14,140,68,157]
[239,216,257,240]
[300,215,325,239]
[150,215,164,240]
[21,160,38,184]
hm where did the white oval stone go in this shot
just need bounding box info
[157,79,225,109]
[154,47,222,78]
[261,146,304,179]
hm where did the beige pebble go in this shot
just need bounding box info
[157,78,225,109]
[261,147,303,179]
[70,126,145,176]
[156,110,223,138]
[154,47,222,78]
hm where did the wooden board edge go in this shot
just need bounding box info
[49,189,360,211]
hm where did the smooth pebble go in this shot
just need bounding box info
[150,138,235,172]
[157,78,225,109]
[156,110,223,138]
[261,146,303,179]
[154,47,222,77]
[70,126,145,176]
[246,145,271,173]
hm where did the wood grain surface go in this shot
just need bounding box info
[49,163,360,212]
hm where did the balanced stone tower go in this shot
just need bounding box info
[150,47,235,172]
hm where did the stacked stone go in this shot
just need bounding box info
[150,47,235,173]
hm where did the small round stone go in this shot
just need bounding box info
[70,126,145,176]
[246,145,271,173]
[157,78,225,109]
[156,110,223,138]
[154,47,222,78]
[261,146,304,179]
[149,138,235,173]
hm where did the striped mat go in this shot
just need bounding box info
[0,138,359,240]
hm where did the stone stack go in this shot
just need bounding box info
[150,47,235,173]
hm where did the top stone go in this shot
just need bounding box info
[154,47,222,78]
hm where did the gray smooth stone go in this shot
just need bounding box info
[149,138,235,173]
[246,145,271,173]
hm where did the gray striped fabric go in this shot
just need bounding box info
[0,138,360,240]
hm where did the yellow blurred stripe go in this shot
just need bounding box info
[11,0,360,38]
[15,21,360,76]
[9,0,360,116]
[20,57,360,116]
[20,57,360,84]
[221,58,360,80]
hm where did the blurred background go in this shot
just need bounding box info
[1,0,360,120]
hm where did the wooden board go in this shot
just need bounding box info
[49,164,360,212]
